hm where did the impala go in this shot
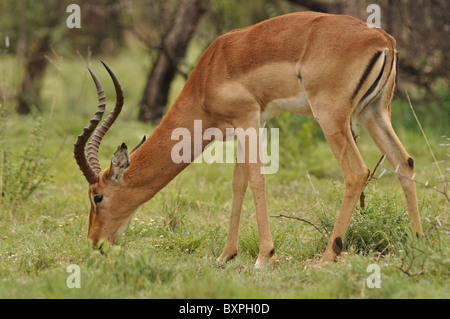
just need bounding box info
[74,12,423,267]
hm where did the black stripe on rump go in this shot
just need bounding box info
[352,51,383,100]
[361,51,387,101]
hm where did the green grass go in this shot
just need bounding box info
[0,45,449,299]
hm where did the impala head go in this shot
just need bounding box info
[74,61,145,249]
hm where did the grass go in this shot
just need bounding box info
[0,44,449,299]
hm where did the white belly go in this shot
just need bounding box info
[260,90,312,123]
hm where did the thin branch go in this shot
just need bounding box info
[398,257,425,277]
[367,154,386,184]
[360,154,386,209]
[270,213,328,238]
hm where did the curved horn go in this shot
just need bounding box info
[73,67,107,184]
[86,61,124,174]
[74,61,124,185]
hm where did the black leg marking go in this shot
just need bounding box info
[269,248,275,258]
[408,157,414,169]
[332,237,343,256]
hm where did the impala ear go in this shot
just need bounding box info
[110,143,130,181]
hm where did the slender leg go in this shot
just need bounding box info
[224,120,274,267]
[218,111,274,267]
[217,155,248,262]
[361,108,424,235]
[240,126,275,268]
[247,159,274,268]
[318,117,370,263]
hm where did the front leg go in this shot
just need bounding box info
[239,123,274,268]
[217,158,248,263]
[247,159,275,268]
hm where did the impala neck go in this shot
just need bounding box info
[124,94,210,204]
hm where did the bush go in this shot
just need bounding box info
[1,114,52,213]
[344,189,411,256]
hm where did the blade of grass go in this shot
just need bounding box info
[0,70,6,213]
[406,90,443,180]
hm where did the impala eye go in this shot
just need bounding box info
[94,195,103,204]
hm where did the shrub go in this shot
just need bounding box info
[1,114,52,213]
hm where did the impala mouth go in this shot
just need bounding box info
[93,239,114,254]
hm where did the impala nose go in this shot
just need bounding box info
[89,237,100,249]
[90,238,112,254]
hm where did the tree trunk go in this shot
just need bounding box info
[287,0,344,14]
[17,2,64,115]
[139,0,206,123]
[17,35,51,114]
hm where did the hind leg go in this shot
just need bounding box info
[310,97,370,263]
[360,104,424,236]
[320,124,370,263]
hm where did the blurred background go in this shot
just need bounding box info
[0,1,448,299]
[0,0,448,121]
[0,0,448,212]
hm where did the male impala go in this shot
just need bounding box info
[74,12,423,267]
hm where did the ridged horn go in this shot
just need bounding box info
[73,61,124,184]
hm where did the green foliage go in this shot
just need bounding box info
[344,189,411,256]
[238,225,286,259]
[0,30,448,299]
[392,80,450,134]
[0,1,63,55]
[88,247,176,289]
[161,184,185,232]
[1,115,52,213]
